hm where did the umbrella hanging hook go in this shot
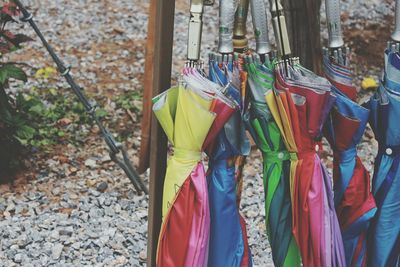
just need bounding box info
[13,0,148,194]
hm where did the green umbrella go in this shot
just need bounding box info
[244,58,301,267]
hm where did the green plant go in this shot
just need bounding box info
[0,1,33,182]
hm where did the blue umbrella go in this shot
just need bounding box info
[366,47,400,266]
[207,55,253,267]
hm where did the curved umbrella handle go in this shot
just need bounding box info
[233,0,249,51]
[188,0,205,61]
[270,0,291,57]
[218,0,238,54]
[325,0,344,48]
[250,0,271,55]
[392,0,400,42]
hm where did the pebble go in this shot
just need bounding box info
[84,159,97,169]
[139,250,147,261]
[51,244,64,260]
[96,182,108,192]
[13,253,23,263]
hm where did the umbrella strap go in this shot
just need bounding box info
[262,150,290,162]
[14,0,148,194]
[379,145,400,157]
[172,148,202,161]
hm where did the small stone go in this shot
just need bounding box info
[96,182,108,192]
[52,187,61,196]
[71,242,81,250]
[51,244,63,260]
[59,227,74,237]
[139,250,147,261]
[84,158,97,169]
[50,230,60,241]
[14,253,23,263]
[70,167,78,174]
[114,204,121,214]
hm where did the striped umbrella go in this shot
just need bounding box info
[153,67,237,267]
[207,54,253,267]
[244,57,301,267]
[323,50,377,267]
[266,62,346,267]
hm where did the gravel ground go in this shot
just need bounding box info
[0,0,393,266]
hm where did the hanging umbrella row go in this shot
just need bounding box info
[151,0,400,265]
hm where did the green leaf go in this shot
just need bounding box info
[0,64,27,84]
[29,103,45,115]
[14,136,28,145]
[15,125,35,140]
[95,108,108,118]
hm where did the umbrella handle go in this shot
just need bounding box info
[269,0,291,58]
[325,0,344,48]
[188,0,205,61]
[218,0,238,54]
[392,0,400,42]
[250,0,272,56]
[233,0,250,52]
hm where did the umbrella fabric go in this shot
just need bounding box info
[206,58,252,267]
[153,78,235,267]
[366,49,400,267]
[323,54,376,267]
[266,63,346,267]
[244,59,301,267]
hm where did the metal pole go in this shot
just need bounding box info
[146,0,175,265]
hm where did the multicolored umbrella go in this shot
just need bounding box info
[323,50,377,267]
[244,57,301,267]
[266,62,346,267]
[206,54,252,267]
[366,47,400,267]
[153,67,236,267]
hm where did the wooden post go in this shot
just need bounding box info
[145,0,175,266]
[284,0,322,74]
[137,8,154,174]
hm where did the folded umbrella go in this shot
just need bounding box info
[207,54,252,267]
[244,57,301,267]
[266,62,346,267]
[323,50,377,267]
[153,67,236,267]
[366,47,400,267]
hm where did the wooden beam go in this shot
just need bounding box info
[137,0,156,174]
[284,0,322,74]
[146,0,175,266]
